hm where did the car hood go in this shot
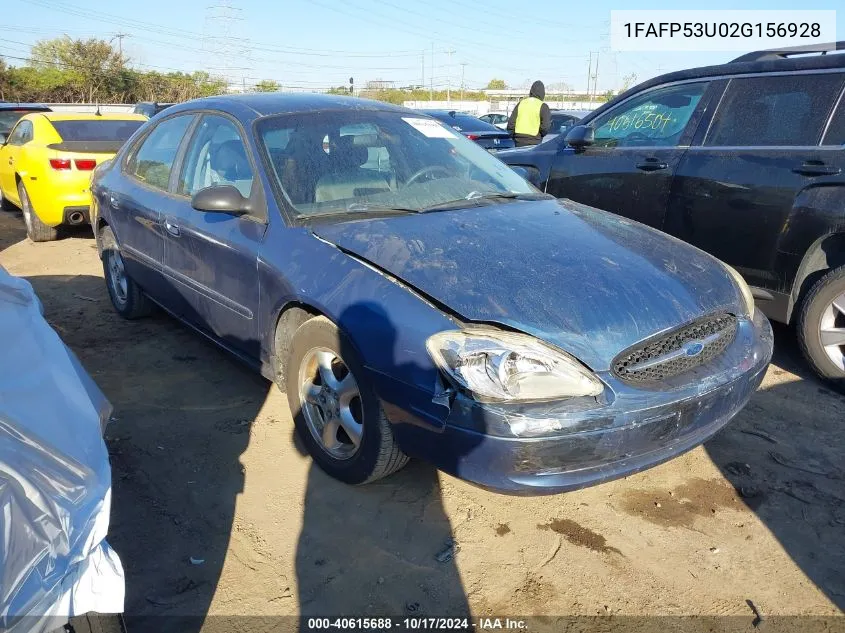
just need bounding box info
[311,199,741,371]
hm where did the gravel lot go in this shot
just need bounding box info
[1,210,843,632]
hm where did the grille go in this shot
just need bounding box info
[612,313,738,384]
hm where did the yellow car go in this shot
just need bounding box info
[0,112,147,242]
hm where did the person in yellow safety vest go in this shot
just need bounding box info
[506,80,551,147]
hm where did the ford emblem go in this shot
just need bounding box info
[684,341,705,357]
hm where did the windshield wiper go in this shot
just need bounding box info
[419,191,551,212]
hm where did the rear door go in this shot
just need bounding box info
[112,114,196,298]
[666,72,845,292]
[164,113,266,358]
[546,81,713,229]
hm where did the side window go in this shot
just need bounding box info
[822,93,845,145]
[179,115,254,198]
[127,115,194,191]
[706,74,845,147]
[8,121,33,146]
[590,82,708,148]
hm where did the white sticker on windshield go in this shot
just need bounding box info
[402,117,458,138]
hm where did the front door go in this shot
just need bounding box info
[546,81,712,230]
[666,72,845,290]
[163,113,265,358]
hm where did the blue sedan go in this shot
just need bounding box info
[90,94,773,494]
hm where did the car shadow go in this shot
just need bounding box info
[293,302,475,627]
[0,207,26,251]
[22,275,474,631]
[704,322,845,612]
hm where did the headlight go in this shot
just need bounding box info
[426,328,603,403]
[722,263,755,317]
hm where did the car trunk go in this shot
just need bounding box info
[463,130,515,152]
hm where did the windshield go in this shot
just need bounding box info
[257,110,534,218]
[51,119,144,142]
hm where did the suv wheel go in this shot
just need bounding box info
[798,265,845,389]
[18,181,58,242]
[283,316,409,484]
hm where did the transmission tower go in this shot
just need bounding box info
[202,0,252,91]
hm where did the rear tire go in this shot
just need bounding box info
[283,316,408,484]
[64,613,126,633]
[798,265,845,391]
[100,226,152,319]
[18,180,58,242]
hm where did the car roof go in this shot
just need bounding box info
[0,103,50,111]
[164,93,411,118]
[582,43,845,123]
[38,113,148,122]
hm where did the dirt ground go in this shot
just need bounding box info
[1,209,843,632]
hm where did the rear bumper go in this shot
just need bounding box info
[27,180,92,226]
[392,310,773,495]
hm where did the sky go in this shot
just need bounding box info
[1,0,843,93]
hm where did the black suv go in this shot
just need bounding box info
[499,42,845,386]
[132,102,176,118]
[0,103,51,141]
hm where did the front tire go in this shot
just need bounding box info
[798,265,845,389]
[284,316,408,484]
[18,180,57,242]
[100,226,152,319]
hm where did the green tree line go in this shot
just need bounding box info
[0,36,227,103]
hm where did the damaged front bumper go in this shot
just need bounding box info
[395,309,773,495]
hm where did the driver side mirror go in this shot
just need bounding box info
[191,185,250,215]
[0,134,7,145]
[565,125,594,150]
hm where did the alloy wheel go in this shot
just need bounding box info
[107,249,129,306]
[819,291,845,371]
[298,348,363,460]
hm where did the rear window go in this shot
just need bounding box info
[51,120,144,142]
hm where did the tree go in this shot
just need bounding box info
[486,78,507,90]
[326,86,352,95]
[254,79,280,93]
[621,72,638,92]
[30,36,128,102]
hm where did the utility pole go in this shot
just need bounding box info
[111,32,129,58]
[593,51,600,100]
[460,62,467,102]
[421,51,425,91]
[586,52,592,103]
[430,42,434,101]
[445,49,455,105]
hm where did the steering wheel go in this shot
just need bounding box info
[405,165,451,187]
[624,131,652,144]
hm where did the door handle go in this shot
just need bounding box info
[164,220,181,237]
[792,161,841,177]
[109,194,119,209]
[635,158,668,172]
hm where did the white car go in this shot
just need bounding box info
[478,112,509,129]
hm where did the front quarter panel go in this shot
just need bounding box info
[258,225,459,431]
[497,140,561,189]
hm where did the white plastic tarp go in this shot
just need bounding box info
[0,267,124,633]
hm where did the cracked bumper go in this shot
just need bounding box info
[394,310,773,495]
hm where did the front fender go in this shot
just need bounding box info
[258,226,458,430]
